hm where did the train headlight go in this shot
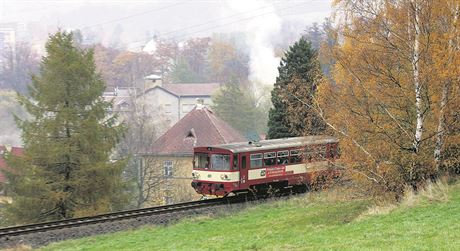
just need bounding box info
[220,174,229,180]
[192,171,200,179]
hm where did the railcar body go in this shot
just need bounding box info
[191,136,340,197]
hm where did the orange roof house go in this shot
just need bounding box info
[0,146,24,193]
[141,105,245,205]
[148,105,245,156]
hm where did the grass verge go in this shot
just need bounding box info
[41,180,460,251]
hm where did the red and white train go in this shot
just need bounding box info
[191,136,340,197]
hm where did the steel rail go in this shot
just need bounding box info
[0,198,231,238]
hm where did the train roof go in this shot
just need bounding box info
[202,136,338,153]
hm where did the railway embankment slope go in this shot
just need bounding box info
[41,180,460,251]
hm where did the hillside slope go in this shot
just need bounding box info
[42,181,460,251]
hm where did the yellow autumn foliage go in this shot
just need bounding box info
[317,0,460,198]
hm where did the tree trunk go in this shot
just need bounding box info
[411,0,423,154]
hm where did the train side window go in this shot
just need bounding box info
[331,144,340,158]
[264,152,276,166]
[305,146,314,162]
[233,154,239,170]
[241,155,247,169]
[250,153,263,168]
[290,149,302,163]
[328,144,335,158]
[317,145,326,159]
[277,150,289,164]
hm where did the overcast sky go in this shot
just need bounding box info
[1,0,332,47]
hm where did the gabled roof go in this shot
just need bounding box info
[163,83,220,96]
[144,83,221,98]
[146,106,245,156]
[10,147,24,156]
[0,146,24,183]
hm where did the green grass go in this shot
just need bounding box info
[41,181,460,251]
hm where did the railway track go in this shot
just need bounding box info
[0,197,238,239]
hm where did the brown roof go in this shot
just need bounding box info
[0,146,24,183]
[162,83,220,96]
[147,106,246,155]
[10,147,24,156]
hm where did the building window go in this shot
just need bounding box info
[164,104,172,114]
[164,160,173,177]
[182,104,195,113]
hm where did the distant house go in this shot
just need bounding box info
[141,105,246,206]
[140,76,220,126]
[102,86,139,113]
[0,146,24,196]
[103,75,221,128]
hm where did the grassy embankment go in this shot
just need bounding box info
[41,180,460,251]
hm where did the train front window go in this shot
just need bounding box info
[211,154,230,170]
[194,153,209,169]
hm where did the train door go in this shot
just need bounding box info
[239,153,249,189]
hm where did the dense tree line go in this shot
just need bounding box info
[92,35,250,89]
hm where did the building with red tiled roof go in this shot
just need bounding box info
[141,105,245,206]
[149,105,245,156]
[0,145,24,195]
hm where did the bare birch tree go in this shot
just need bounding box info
[116,91,169,208]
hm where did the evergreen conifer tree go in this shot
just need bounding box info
[267,38,325,139]
[212,81,269,139]
[5,31,126,224]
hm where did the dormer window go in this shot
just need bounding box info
[186,128,196,138]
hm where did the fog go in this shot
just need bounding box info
[0,0,332,146]
[1,0,330,49]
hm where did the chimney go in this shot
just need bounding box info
[196,98,204,110]
[144,73,163,91]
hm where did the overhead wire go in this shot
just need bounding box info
[26,1,189,47]
[121,0,320,51]
[79,1,189,30]
[26,0,327,50]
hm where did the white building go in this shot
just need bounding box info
[140,76,219,125]
[104,75,221,130]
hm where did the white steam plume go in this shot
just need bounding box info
[226,0,281,92]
